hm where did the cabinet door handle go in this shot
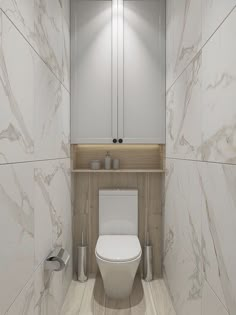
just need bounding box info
[113,139,117,143]
[118,139,123,143]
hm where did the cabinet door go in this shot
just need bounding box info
[118,0,165,144]
[71,0,117,144]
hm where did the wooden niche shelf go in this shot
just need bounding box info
[71,144,165,173]
[72,169,164,173]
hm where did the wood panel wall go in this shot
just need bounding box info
[73,171,163,278]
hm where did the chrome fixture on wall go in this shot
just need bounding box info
[45,248,70,272]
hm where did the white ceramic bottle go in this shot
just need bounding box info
[104,152,111,170]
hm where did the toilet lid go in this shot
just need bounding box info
[96,235,142,262]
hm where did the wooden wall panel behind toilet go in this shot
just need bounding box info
[74,171,163,278]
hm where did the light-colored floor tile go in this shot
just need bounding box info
[105,297,131,315]
[61,276,175,315]
[130,277,146,314]
[93,275,106,315]
[61,280,86,315]
[150,280,176,315]
[79,278,96,315]
[141,280,157,315]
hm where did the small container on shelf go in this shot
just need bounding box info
[112,159,120,170]
[104,152,111,170]
[90,160,101,170]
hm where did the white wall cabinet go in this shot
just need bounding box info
[71,0,165,144]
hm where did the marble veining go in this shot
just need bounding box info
[201,8,236,164]
[0,0,71,313]
[164,159,202,315]
[0,9,70,164]
[34,54,70,160]
[199,163,236,314]
[34,165,63,242]
[167,5,236,165]
[166,52,202,160]
[0,10,35,162]
[166,0,202,89]
[34,159,71,266]
[0,0,70,90]
[34,0,63,83]
[61,0,70,90]
[0,0,35,42]
[0,162,34,314]
[164,158,236,315]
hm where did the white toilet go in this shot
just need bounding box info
[95,189,142,299]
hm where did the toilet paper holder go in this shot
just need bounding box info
[45,247,70,272]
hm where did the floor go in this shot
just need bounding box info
[61,275,176,315]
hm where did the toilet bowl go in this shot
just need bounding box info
[95,235,142,299]
[95,189,142,299]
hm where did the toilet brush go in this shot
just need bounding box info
[143,174,153,281]
[144,231,153,282]
[78,208,88,282]
[78,231,88,282]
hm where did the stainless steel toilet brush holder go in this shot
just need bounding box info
[143,244,153,282]
[78,245,88,282]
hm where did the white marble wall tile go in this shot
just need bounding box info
[55,232,73,303]
[164,159,202,315]
[0,0,35,43]
[0,1,71,313]
[34,159,71,267]
[202,281,229,315]
[34,57,70,160]
[164,159,202,262]
[0,8,70,165]
[201,8,236,164]
[166,52,202,160]
[0,163,34,314]
[61,87,70,157]
[166,0,202,89]
[34,0,63,84]
[164,246,201,315]
[199,162,236,314]
[6,277,35,315]
[0,0,70,90]
[202,1,236,45]
[0,11,35,164]
[165,3,236,315]
[61,0,70,91]
[34,263,63,315]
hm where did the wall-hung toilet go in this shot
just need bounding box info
[95,189,142,299]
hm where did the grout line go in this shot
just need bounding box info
[4,198,72,313]
[5,270,34,313]
[165,156,236,167]
[0,156,70,167]
[166,50,201,93]
[204,279,229,314]
[5,252,54,314]
[0,8,70,95]
[166,4,236,93]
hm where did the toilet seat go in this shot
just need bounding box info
[96,235,141,263]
